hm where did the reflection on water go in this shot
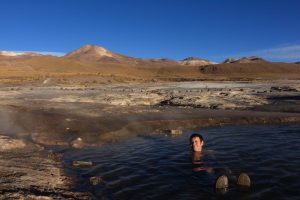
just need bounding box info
[60,124,300,199]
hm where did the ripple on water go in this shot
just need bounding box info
[61,124,300,200]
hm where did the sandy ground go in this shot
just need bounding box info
[0,80,299,199]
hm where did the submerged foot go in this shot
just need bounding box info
[215,175,229,194]
[237,172,251,187]
[215,175,229,189]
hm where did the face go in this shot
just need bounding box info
[191,137,204,152]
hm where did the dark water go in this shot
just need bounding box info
[61,124,300,200]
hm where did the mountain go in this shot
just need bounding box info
[223,56,267,64]
[63,44,184,67]
[1,45,299,82]
[64,44,140,64]
[179,57,215,66]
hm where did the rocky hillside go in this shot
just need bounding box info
[179,57,215,66]
[200,61,300,78]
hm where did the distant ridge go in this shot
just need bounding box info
[180,57,215,66]
[223,58,237,63]
[223,56,267,64]
[0,51,42,57]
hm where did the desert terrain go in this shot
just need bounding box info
[0,45,300,199]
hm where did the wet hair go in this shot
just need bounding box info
[189,133,204,145]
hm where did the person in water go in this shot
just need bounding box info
[189,133,251,191]
[190,133,204,152]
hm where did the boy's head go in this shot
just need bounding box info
[190,133,204,152]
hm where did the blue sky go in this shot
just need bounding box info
[0,0,300,62]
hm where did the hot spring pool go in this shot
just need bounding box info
[60,124,300,199]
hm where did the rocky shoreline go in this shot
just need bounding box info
[0,135,91,199]
[0,80,299,199]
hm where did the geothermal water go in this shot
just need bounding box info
[59,124,300,200]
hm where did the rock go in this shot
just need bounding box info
[0,135,26,151]
[71,137,84,149]
[89,176,102,186]
[43,78,52,84]
[210,104,219,109]
[170,129,183,135]
[72,161,93,167]
[163,129,183,135]
[280,86,298,92]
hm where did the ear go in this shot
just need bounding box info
[201,141,204,146]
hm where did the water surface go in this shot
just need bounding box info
[61,124,300,200]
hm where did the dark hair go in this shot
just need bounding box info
[189,133,203,145]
